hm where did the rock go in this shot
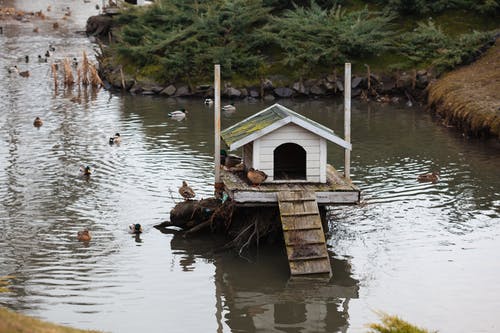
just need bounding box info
[249,89,260,98]
[351,88,361,98]
[292,81,307,94]
[352,76,363,89]
[262,78,273,90]
[86,15,113,38]
[379,75,397,93]
[239,88,248,97]
[130,86,143,94]
[224,87,241,98]
[263,94,275,101]
[326,74,337,83]
[417,74,429,88]
[160,84,176,96]
[274,87,294,98]
[310,85,325,95]
[175,85,190,97]
[397,72,413,88]
[323,81,335,91]
[336,80,344,92]
[141,90,156,95]
[417,69,427,76]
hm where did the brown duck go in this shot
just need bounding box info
[77,229,91,242]
[33,117,43,127]
[417,171,439,183]
[179,181,195,200]
[247,168,267,186]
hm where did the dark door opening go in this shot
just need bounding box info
[273,143,306,180]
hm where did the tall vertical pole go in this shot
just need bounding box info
[214,64,221,184]
[344,63,351,180]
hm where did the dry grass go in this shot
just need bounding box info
[368,312,436,333]
[0,307,102,333]
[428,38,500,138]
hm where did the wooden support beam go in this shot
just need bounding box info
[214,64,221,184]
[344,63,351,180]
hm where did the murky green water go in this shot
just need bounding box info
[1,2,499,332]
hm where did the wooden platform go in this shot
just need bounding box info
[221,164,360,206]
[278,191,332,276]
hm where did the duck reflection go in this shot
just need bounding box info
[167,231,359,332]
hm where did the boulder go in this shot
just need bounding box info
[326,74,337,83]
[352,76,363,89]
[249,89,260,98]
[175,85,190,97]
[224,87,241,98]
[264,94,275,101]
[160,84,176,96]
[310,85,325,95]
[239,88,248,97]
[336,80,344,92]
[274,87,294,98]
[262,78,273,90]
[292,81,307,94]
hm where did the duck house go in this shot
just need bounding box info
[211,64,359,276]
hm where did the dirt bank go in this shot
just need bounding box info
[428,37,500,139]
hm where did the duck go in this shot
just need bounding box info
[204,98,213,105]
[179,181,195,200]
[417,171,439,183]
[80,165,92,176]
[247,168,267,186]
[77,229,91,242]
[168,109,187,118]
[18,70,30,78]
[220,149,242,168]
[222,102,236,112]
[33,117,43,127]
[129,223,143,234]
[109,133,121,144]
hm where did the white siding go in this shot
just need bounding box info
[255,123,325,183]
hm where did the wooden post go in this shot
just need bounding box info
[214,64,221,184]
[344,63,351,180]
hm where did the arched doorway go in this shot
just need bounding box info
[273,143,306,180]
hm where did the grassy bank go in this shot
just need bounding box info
[428,37,500,138]
[0,307,102,333]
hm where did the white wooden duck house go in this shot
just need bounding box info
[221,103,351,184]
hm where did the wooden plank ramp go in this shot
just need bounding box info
[277,190,332,276]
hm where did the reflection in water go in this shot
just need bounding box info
[169,232,359,333]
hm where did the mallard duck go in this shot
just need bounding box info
[222,103,236,112]
[109,133,121,144]
[33,117,43,127]
[247,168,267,186]
[77,229,91,242]
[80,165,92,176]
[179,181,195,200]
[129,223,142,234]
[220,150,242,168]
[417,171,439,183]
[168,109,187,118]
[204,98,213,105]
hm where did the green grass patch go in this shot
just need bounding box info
[368,313,436,333]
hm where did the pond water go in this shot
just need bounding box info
[1,2,500,333]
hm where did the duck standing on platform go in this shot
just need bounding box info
[77,229,91,242]
[247,168,267,186]
[109,133,121,145]
[179,181,195,200]
[220,149,242,168]
[168,109,187,118]
[129,223,143,234]
[417,171,439,183]
[33,117,43,127]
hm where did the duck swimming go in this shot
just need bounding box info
[417,171,439,183]
[168,109,187,118]
[109,133,121,144]
[222,103,236,112]
[80,166,92,176]
[33,117,43,127]
[129,223,143,234]
[77,229,91,242]
[204,98,213,105]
